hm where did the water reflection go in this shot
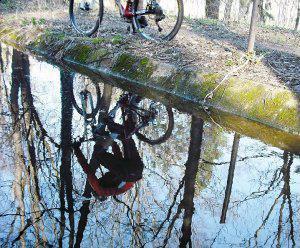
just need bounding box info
[0,45,299,247]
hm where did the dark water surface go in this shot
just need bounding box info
[0,44,299,247]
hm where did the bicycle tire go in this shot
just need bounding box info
[70,82,102,119]
[136,106,174,145]
[69,0,104,36]
[132,0,184,41]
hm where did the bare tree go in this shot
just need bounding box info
[206,0,221,19]
[220,133,241,223]
[247,0,260,53]
[161,116,204,247]
[10,49,27,248]
[224,0,233,21]
[59,70,75,248]
[295,0,300,31]
[179,116,204,247]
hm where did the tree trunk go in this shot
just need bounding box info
[220,133,240,223]
[179,116,204,247]
[247,0,260,53]
[224,0,233,21]
[11,49,27,248]
[59,70,74,248]
[19,51,46,246]
[258,0,266,23]
[295,0,300,31]
[206,0,221,19]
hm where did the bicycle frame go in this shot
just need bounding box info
[115,0,156,19]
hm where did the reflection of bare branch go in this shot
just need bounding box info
[254,192,283,241]
[247,151,296,247]
[10,49,28,248]
[161,117,204,248]
[220,133,240,223]
[232,166,283,207]
[201,152,279,166]
[163,201,184,247]
[276,195,286,247]
[113,194,144,246]
[151,180,184,241]
[4,208,20,246]
[59,70,75,248]
[284,154,295,247]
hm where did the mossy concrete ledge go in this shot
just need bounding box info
[0,27,299,137]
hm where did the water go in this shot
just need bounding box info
[0,44,299,247]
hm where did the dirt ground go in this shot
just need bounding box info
[1,1,300,96]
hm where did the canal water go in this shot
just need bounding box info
[0,44,299,247]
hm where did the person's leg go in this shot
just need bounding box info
[135,0,148,27]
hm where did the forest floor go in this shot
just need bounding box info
[1,1,300,97]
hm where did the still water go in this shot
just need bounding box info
[0,44,299,247]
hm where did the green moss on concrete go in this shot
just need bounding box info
[112,54,154,81]
[161,71,189,92]
[0,24,299,136]
[199,73,221,98]
[87,48,110,63]
[67,44,93,63]
[113,53,137,72]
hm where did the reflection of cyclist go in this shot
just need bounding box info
[74,113,144,198]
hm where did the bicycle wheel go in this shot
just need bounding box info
[69,0,104,36]
[135,99,174,145]
[71,74,102,119]
[132,0,184,41]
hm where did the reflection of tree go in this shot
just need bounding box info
[10,49,27,248]
[159,116,204,247]
[59,70,75,247]
[242,151,297,247]
[220,133,240,223]
[4,49,64,246]
[109,116,205,247]
[74,84,113,248]
[179,117,204,247]
[20,50,48,246]
[7,49,52,246]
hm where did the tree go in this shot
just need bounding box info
[179,116,204,247]
[206,0,221,19]
[224,0,233,21]
[59,70,75,248]
[295,0,300,31]
[220,133,240,223]
[247,0,260,53]
[258,0,273,24]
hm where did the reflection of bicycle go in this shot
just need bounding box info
[103,93,174,145]
[71,82,174,145]
[69,0,184,41]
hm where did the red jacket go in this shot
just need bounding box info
[74,146,136,197]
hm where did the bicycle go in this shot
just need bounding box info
[71,80,174,145]
[69,0,184,41]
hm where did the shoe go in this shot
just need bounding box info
[137,16,148,28]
